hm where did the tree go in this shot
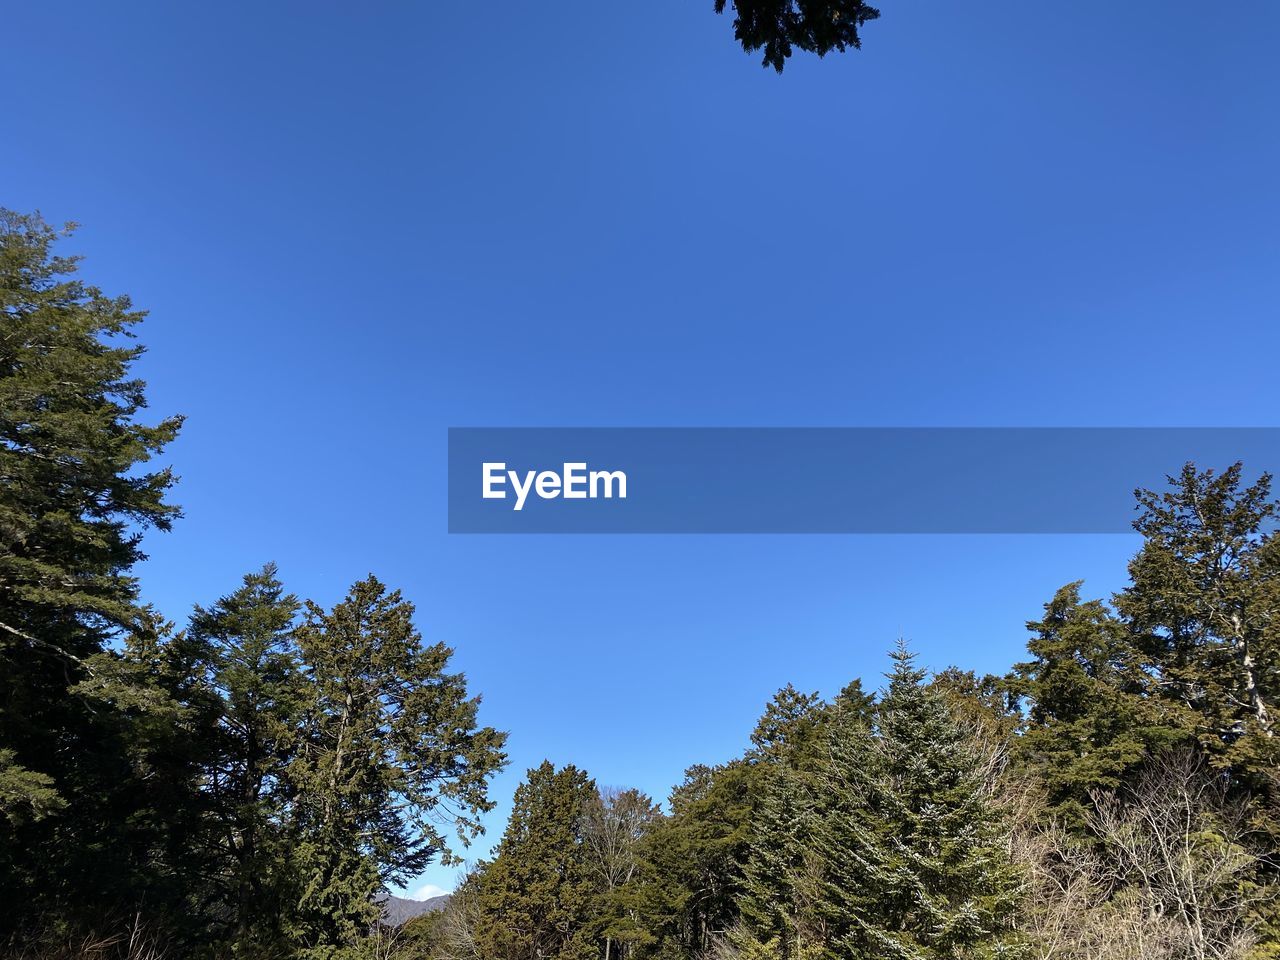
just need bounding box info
[1019,750,1269,960]
[832,679,875,725]
[731,762,820,960]
[631,763,756,960]
[0,208,183,933]
[807,643,1025,959]
[1113,464,1280,950]
[1007,583,1187,834]
[1118,463,1279,781]
[749,684,826,762]
[584,787,662,960]
[733,683,836,960]
[187,563,304,952]
[1092,750,1266,960]
[714,0,880,72]
[405,866,485,960]
[473,762,599,960]
[287,576,508,953]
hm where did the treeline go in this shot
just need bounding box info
[2,209,1278,960]
[0,210,507,957]
[416,471,1280,960]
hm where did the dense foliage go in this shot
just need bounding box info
[0,211,508,958]
[2,209,1277,959]
[713,0,881,72]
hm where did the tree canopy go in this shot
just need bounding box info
[714,0,881,72]
[3,207,1278,959]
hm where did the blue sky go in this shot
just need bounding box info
[5,1,1279,898]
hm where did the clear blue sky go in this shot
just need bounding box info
[5,1,1279,898]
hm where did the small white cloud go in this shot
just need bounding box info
[410,883,449,901]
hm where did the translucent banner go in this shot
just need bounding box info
[446,428,1280,534]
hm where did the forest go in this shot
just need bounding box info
[2,208,1277,959]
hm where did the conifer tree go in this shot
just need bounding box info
[832,679,875,724]
[0,209,184,932]
[1118,463,1280,948]
[474,761,599,960]
[732,763,818,960]
[287,576,507,953]
[1007,582,1186,833]
[187,564,304,952]
[1118,463,1279,781]
[715,0,881,72]
[750,684,825,761]
[735,684,832,960]
[630,762,755,959]
[808,643,1024,960]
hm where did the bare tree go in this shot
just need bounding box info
[1018,750,1270,960]
[424,866,485,960]
[583,787,662,960]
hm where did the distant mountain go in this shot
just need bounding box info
[379,892,451,926]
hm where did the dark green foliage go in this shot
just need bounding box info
[832,678,875,723]
[806,644,1025,959]
[288,576,508,951]
[630,763,756,959]
[733,683,834,960]
[3,212,1276,956]
[1118,463,1280,947]
[732,762,817,960]
[0,208,184,935]
[0,209,182,648]
[474,762,599,960]
[713,0,880,72]
[750,683,829,764]
[187,564,304,952]
[1118,463,1279,782]
[1007,583,1187,833]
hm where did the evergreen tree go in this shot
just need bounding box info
[1007,583,1186,833]
[474,762,598,960]
[715,0,881,72]
[1117,463,1280,948]
[808,643,1024,960]
[735,684,835,960]
[287,576,507,954]
[0,209,184,934]
[631,762,755,960]
[732,762,819,960]
[1118,463,1279,782]
[831,678,875,724]
[749,684,825,762]
[187,564,304,953]
[63,608,220,941]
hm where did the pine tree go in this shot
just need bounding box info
[287,575,507,953]
[735,684,833,960]
[0,209,184,934]
[750,684,826,762]
[474,761,599,960]
[1118,463,1279,781]
[187,564,304,952]
[809,643,1025,960]
[1117,463,1280,948]
[732,762,819,960]
[1007,582,1186,833]
[630,762,755,959]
